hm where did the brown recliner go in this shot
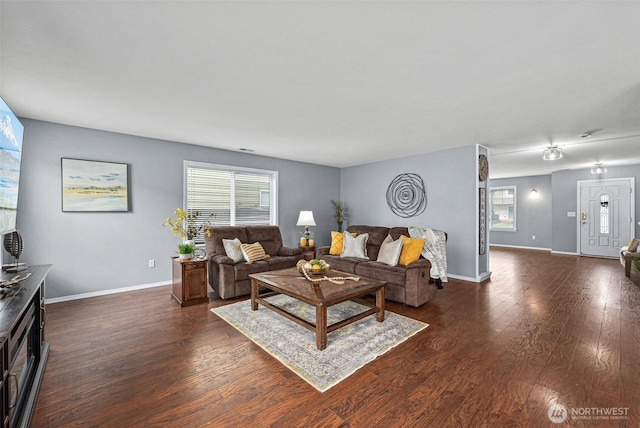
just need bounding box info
[205,225,303,299]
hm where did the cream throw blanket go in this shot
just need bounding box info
[620,245,629,266]
[408,227,448,283]
[620,245,629,267]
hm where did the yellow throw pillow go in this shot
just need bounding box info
[329,231,356,255]
[398,235,425,266]
[240,242,270,264]
[628,238,640,252]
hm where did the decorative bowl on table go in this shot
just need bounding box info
[296,259,330,277]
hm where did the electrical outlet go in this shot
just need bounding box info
[148,259,155,268]
[532,235,536,240]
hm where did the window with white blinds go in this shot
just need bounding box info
[184,161,278,243]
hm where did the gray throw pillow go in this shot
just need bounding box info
[341,232,369,258]
[376,235,404,266]
[222,238,245,263]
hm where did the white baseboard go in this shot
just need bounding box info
[491,244,579,256]
[45,280,171,304]
[551,251,618,258]
[477,271,492,282]
[490,244,551,251]
[446,273,490,283]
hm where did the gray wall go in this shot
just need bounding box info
[551,164,640,253]
[488,164,640,253]
[340,145,479,279]
[489,175,552,249]
[18,119,340,299]
[31,115,633,297]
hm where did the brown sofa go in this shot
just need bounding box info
[204,225,303,299]
[317,225,442,307]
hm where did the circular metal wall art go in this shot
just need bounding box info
[386,173,427,218]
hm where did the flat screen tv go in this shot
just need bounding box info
[0,96,24,236]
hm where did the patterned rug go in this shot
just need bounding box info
[211,295,429,392]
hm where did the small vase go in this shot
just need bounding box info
[179,253,193,260]
[337,222,343,233]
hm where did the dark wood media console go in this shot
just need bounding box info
[0,265,50,428]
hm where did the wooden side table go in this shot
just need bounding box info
[299,246,316,261]
[171,257,209,306]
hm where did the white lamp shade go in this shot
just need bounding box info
[296,211,316,227]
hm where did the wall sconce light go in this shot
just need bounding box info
[590,162,607,174]
[530,189,539,199]
[542,145,563,160]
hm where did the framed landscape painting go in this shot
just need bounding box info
[61,158,130,212]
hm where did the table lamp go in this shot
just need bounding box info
[296,211,316,245]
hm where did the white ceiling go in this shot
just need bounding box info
[1,1,639,178]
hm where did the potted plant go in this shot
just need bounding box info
[330,200,349,232]
[178,243,195,260]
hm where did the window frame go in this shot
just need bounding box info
[183,161,279,240]
[489,185,517,232]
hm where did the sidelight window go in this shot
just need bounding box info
[600,194,610,234]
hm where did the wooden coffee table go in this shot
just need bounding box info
[249,267,386,350]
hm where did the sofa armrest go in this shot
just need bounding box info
[210,254,235,265]
[405,259,432,269]
[317,246,330,256]
[278,246,302,257]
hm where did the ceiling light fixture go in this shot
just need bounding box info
[542,145,563,160]
[590,162,607,174]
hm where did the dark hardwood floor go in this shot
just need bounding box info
[32,247,640,427]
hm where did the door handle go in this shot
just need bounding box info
[9,372,18,409]
[581,212,587,224]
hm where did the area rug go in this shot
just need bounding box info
[211,295,428,392]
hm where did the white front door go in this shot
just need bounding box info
[579,178,634,257]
